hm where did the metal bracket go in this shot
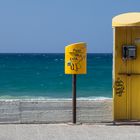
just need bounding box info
[118,73,140,76]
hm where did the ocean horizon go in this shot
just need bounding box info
[0,53,112,100]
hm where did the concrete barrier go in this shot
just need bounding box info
[0,100,112,123]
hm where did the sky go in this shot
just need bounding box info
[0,0,140,53]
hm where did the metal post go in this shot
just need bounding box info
[72,74,76,123]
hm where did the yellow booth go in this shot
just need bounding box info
[112,12,140,121]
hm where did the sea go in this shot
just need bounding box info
[0,53,112,100]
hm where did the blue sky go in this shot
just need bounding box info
[0,0,140,53]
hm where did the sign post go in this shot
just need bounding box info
[72,74,76,123]
[65,42,87,124]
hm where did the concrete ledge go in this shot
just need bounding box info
[0,99,112,123]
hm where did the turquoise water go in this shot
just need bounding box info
[0,53,112,99]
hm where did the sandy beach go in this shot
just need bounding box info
[0,99,112,124]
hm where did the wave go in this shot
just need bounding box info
[0,95,112,101]
[77,96,112,101]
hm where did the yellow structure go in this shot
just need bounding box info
[112,12,140,121]
[65,42,87,74]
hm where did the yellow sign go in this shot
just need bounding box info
[65,42,87,74]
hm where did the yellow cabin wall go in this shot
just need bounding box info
[131,27,140,119]
[113,27,127,120]
[113,27,140,121]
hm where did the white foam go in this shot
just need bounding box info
[0,95,112,101]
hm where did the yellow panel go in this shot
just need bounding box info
[65,42,87,74]
[126,27,132,120]
[112,12,140,27]
[131,27,140,120]
[113,27,127,120]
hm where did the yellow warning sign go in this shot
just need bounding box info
[65,42,87,74]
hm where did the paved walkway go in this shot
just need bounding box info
[0,124,140,140]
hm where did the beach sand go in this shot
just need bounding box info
[0,99,112,123]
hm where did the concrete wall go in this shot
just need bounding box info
[0,100,112,124]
